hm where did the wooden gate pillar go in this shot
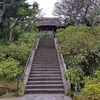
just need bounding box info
[39,28,43,38]
[52,28,56,38]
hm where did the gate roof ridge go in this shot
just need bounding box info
[35,17,62,27]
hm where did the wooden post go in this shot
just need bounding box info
[52,28,55,38]
[54,30,56,38]
[39,28,42,38]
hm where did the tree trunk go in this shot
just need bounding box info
[9,28,13,41]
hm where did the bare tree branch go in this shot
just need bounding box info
[5,0,14,6]
[53,0,100,26]
[0,0,14,23]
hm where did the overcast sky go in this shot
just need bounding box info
[27,0,58,17]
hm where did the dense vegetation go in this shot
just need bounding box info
[57,25,100,100]
[0,31,38,97]
[53,0,100,26]
[0,0,39,97]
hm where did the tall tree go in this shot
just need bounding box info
[53,0,100,26]
[0,0,40,40]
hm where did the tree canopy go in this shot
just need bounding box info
[0,0,40,41]
[53,0,100,26]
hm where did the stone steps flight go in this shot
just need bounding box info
[25,38,64,94]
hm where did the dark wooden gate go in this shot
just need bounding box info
[35,18,63,38]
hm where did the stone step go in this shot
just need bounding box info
[33,60,59,64]
[32,65,59,67]
[33,61,59,63]
[39,38,54,41]
[33,61,59,62]
[34,55,58,57]
[34,57,58,59]
[33,60,58,61]
[38,42,55,44]
[35,52,57,54]
[38,45,55,47]
[38,46,55,49]
[35,50,56,53]
[31,67,60,69]
[31,68,60,71]
[25,88,64,94]
[38,43,55,45]
[28,77,62,81]
[29,74,61,77]
[33,58,58,60]
[26,84,64,89]
[32,63,59,65]
[32,63,59,67]
[36,49,57,52]
[39,39,54,41]
[36,51,56,53]
[33,59,58,61]
[27,81,63,85]
[39,41,54,43]
[38,42,54,43]
[25,38,65,94]
[30,71,61,74]
[31,65,59,67]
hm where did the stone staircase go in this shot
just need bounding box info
[25,38,65,94]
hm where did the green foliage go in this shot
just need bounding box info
[7,44,30,64]
[0,58,23,80]
[0,39,10,46]
[42,31,53,38]
[0,29,9,39]
[57,25,100,75]
[57,25,100,98]
[81,71,100,100]
[0,32,37,64]
[0,0,40,40]
[65,68,84,91]
[66,91,74,98]
[0,30,38,97]
[66,68,84,84]
[93,70,100,79]
[82,83,100,100]
[0,46,7,61]
[17,32,37,47]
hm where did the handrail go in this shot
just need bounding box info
[54,38,70,94]
[54,38,67,72]
[23,38,40,85]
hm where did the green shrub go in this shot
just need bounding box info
[0,58,23,80]
[0,32,37,65]
[6,44,30,64]
[0,31,38,77]
[17,32,37,47]
[0,39,10,46]
[0,46,7,61]
[57,25,100,75]
[81,75,100,100]
[57,25,100,98]
[74,70,100,100]
[66,91,74,98]
[65,68,84,92]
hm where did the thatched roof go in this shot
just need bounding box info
[35,17,62,27]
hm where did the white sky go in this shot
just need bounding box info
[27,0,58,17]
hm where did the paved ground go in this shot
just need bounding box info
[0,94,72,100]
